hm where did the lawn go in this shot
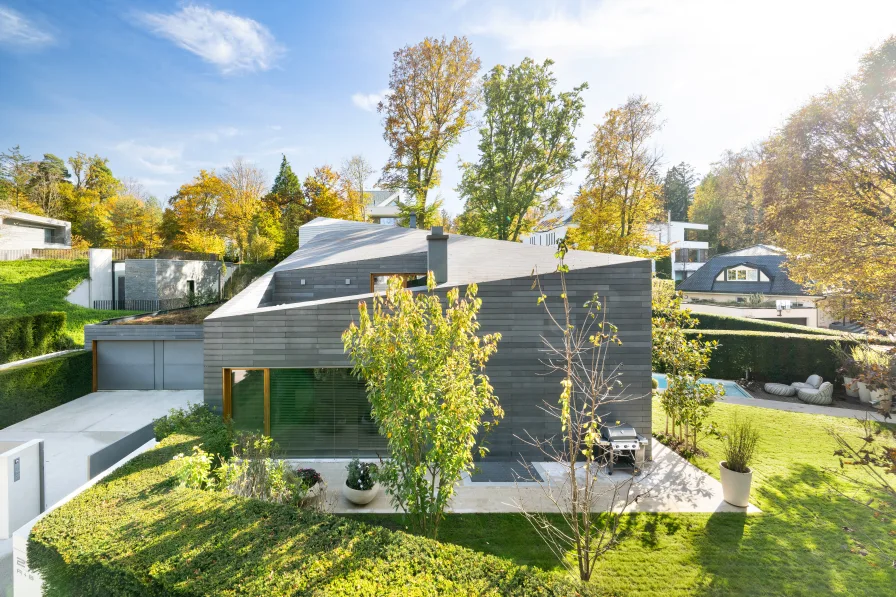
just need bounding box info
[0,259,136,345]
[353,398,896,596]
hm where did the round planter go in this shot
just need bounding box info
[856,381,872,404]
[870,389,894,409]
[719,461,752,508]
[343,482,379,505]
[303,482,323,501]
[842,376,859,399]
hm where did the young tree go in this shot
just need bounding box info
[569,96,665,256]
[458,59,587,241]
[761,36,896,329]
[379,36,481,227]
[340,155,374,221]
[342,274,502,538]
[661,162,697,222]
[517,239,648,582]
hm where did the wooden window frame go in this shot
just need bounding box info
[222,367,270,436]
[369,273,427,293]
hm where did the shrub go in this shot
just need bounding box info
[346,458,378,491]
[154,403,232,460]
[28,432,589,596]
[0,350,91,429]
[216,433,305,505]
[722,416,760,473]
[0,311,68,364]
[691,312,843,336]
[687,330,857,383]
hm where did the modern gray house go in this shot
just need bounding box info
[0,210,71,258]
[202,218,652,460]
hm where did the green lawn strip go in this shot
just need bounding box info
[28,434,591,596]
[0,259,137,345]
[352,400,896,596]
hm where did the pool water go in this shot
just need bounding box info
[652,373,752,399]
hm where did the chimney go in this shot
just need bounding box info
[409,211,417,229]
[427,226,449,285]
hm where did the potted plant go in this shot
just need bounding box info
[855,346,894,406]
[719,416,759,508]
[296,467,324,499]
[342,458,379,505]
[851,345,875,403]
[830,343,860,398]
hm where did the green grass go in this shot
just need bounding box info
[0,259,137,345]
[353,399,896,596]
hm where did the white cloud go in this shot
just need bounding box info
[351,89,390,112]
[136,4,282,74]
[115,141,184,175]
[0,5,54,48]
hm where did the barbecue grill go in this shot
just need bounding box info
[598,423,648,474]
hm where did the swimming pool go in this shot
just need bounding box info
[652,373,752,399]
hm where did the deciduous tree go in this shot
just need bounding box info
[303,166,346,220]
[167,170,227,251]
[458,58,586,241]
[661,162,697,222]
[340,155,374,221]
[0,145,35,210]
[569,96,665,256]
[220,158,267,261]
[379,36,481,227]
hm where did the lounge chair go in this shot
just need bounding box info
[791,375,823,391]
[764,382,797,396]
[797,382,834,405]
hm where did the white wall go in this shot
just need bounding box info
[88,248,113,304]
[686,301,819,328]
[65,279,90,308]
[0,440,42,539]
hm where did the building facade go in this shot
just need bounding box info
[0,211,71,257]
[204,218,653,460]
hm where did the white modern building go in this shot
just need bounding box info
[646,216,710,283]
[520,208,574,247]
[0,211,71,257]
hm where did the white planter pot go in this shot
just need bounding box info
[870,389,894,409]
[343,482,379,505]
[856,381,872,403]
[842,377,859,399]
[303,482,323,500]
[720,461,752,508]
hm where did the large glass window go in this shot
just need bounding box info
[726,267,759,281]
[224,367,387,457]
[370,273,427,293]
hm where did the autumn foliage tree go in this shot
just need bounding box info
[569,96,666,256]
[458,58,586,241]
[379,36,481,227]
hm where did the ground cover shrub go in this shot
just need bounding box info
[0,349,91,428]
[154,402,233,460]
[27,431,591,596]
[0,312,70,364]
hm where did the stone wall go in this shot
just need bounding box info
[125,259,222,302]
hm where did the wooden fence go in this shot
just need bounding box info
[0,248,221,262]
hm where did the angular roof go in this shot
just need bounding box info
[677,245,811,296]
[209,218,645,319]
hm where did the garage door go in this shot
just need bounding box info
[96,340,203,390]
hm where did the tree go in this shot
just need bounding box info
[517,240,648,581]
[569,96,665,256]
[28,154,70,217]
[84,155,121,201]
[67,152,88,189]
[0,145,36,210]
[220,158,267,261]
[661,162,697,221]
[761,37,896,330]
[265,155,305,257]
[342,274,502,539]
[458,59,586,241]
[689,149,765,253]
[379,36,481,227]
[303,166,346,220]
[340,155,374,221]
[168,170,227,250]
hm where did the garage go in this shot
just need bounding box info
[94,340,203,390]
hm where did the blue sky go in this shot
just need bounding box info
[2,0,895,215]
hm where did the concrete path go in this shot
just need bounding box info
[291,439,759,516]
[0,390,198,507]
[717,393,893,423]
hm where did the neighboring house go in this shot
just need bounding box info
[67,248,228,310]
[677,244,832,328]
[520,207,573,247]
[645,217,710,283]
[199,217,652,460]
[0,211,71,256]
[366,188,438,226]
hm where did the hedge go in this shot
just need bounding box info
[28,432,591,597]
[686,329,855,383]
[0,312,68,364]
[690,311,844,336]
[0,350,92,429]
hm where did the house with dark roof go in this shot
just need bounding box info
[202,217,652,460]
[677,245,833,328]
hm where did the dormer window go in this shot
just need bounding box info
[726,266,759,281]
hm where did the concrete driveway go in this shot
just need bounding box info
[0,390,199,507]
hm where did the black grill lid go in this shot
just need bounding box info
[601,424,638,440]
